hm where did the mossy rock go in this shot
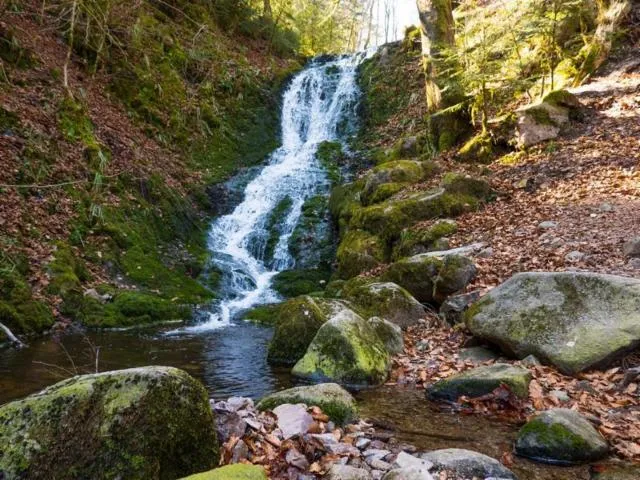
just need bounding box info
[289,195,335,269]
[361,160,424,205]
[329,181,363,232]
[465,272,640,375]
[257,383,356,424]
[382,253,476,304]
[342,281,425,328]
[180,464,267,480]
[292,309,392,386]
[267,297,346,366]
[241,303,282,325]
[272,269,330,298]
[0,367,218,480]
[335,230,386,279]
[426,363,531,402]
[515,409,608,464]
[367,316,404,354]
[392,220,458,260]
[442,173,492,200]
[456,133,493,163]
[0,270,54,336]
[365,182,405,205]
[316,141,345,185]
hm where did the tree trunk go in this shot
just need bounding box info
[263,0,272,19]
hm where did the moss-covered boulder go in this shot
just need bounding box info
[426,363,531,402]
[456,132,493,163]
[0,367,218,480]
[292,309,393,386]
[267,297,346,366]
[0,270,54,336]
[383,253,476,304]
[361,160,425,205]
[335,229,386,279]
[466,272,640,375]
[343,281,425,328]
[442,173,492,200]
[256,383,356,424]
[271,268,330,298]
[329,181,363,232]
[289,195,335,270]
[392,220,458,260]
[180,464,267,480]
[515,409,608,464]
[368,316,404,354]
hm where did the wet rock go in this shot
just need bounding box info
[273,404,314,439]
[466,272,640,375]
[383,253,476,304]
[0,367,218,480]
[623,237,640,257]
[257,383,356,425]
[343,282,426,328]
[293,309,393,386]
[180,464,268,480]
[458,346,500,364]
[419,448,517,479]
[440,290,481,325]
[427,363,531,402]
[325,464,372,480]
[515,408,608,464]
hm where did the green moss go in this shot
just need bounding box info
[392,220,457,260]
[267,296,331,366]
[57,97,99,148]
[316,141,344,184]
[241,303,282,325]
[0,367,218,480]
[180,464,267,480]
[328,181,363,233]
[272,268,331,298]
[526,106,557,126]
[457,132,493,163]
[335,230,386,279]
[264,196,293,264]
[0,270,54,335]
[367,182,404,204]
[442,173,492,200]
[289,195,335,269]
[0,106,19,132]
[0,27,36,68]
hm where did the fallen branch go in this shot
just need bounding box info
[0,321,25,348]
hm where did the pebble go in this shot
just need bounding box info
[538,221,558,229]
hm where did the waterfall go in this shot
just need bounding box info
[180,53,369,333]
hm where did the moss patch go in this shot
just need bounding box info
[272,268,330,298]
[180,464,267,480]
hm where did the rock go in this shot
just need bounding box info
[367,317,404,354]
[215,410,247,443]
[520,354,542,367]
[325,464,372,480]
[598,202,615,213]
[393,452,433,470]
[629,258,640,269]
[336,230,386,279]
[292,309,393,386]
[257,383,357,425]
[382,468,434,480]
[550,389,571,403]
[361,160,425,205]
[426,363,531,402]
[590,464,640,480]
[343,282,425,328]
[286,447,310,470]
[477,247,494,258]
[538,221,558,229]
[466,272,640,374]
[392,220,458,260]
[419,449,517,480]
[0,367,218,480]
[311,433,361,456]
[180,464,268,480]
[623,237,640,257]
[516,90,581,147]
[267,296,346,366]
[442,173,492,200]
[515,408,609,464]
[383,253,476,304]
[440,291,481,325]
[458,346,500,364]
[273,404,314,439]
[231,439,249,463]
[565,250,586,263]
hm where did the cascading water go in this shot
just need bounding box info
[181,53,369,332]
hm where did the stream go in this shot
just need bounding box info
[0,54,595,479]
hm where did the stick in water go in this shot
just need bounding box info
[0,321,25,348]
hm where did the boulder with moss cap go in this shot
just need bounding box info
[515,408,608,464]
[0,366,218,480]
[292,309,393,386]
[256,383,356,424]
[426,363,531,401]
[466,272,640,375]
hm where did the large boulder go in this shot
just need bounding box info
[383,253,476,304]
[466,272,640,375]
[180,464,267,480]
[0,367,218,480]
[515,409,608,464]
[418,449,517,479]
[343,281,425,328]
[267,296,346,366]
[292,309,393,386]
[256,383,357,424]
[335,229,386,279]
[392,219,457,260]
[427,363,531,402]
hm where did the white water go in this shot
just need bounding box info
[177,53,369,333]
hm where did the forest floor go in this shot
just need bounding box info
[391,52,640,463]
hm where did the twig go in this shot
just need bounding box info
[0,321,25,348]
